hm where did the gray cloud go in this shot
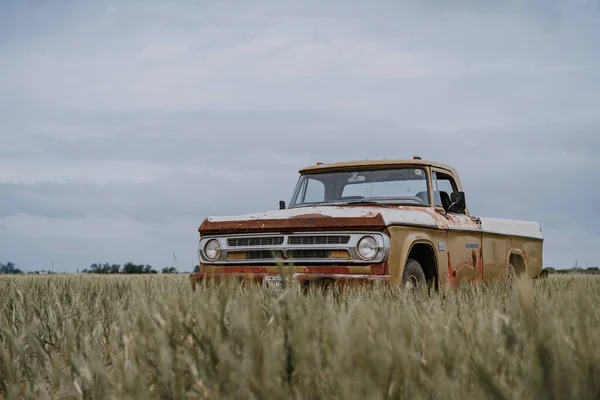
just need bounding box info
[1,0,599,271]
[0,174,290,224]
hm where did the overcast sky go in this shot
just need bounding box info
[1,0,599,272]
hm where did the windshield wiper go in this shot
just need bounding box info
[343,200,390,207]
[291,200,391,208]
[291,202,336,208]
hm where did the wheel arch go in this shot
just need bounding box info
[404,241,439,290]
[508,250,526,276]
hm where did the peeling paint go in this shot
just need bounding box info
[200,207,389,235]
[472,248,484,285]
[447,253,457,289]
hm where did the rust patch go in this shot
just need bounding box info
[472,248,484,285]
[431,213,450,229]
[189,271,392,292]
[206,266,269,274]
[446,214,481,230]
[290,213,334,219]
[402,206,449,229]
[293,273,390,282]
[447,253,457,289]
[299,263,388,275]
[199,213,387,235]
[370,263,387,275]
[303,266,350,274]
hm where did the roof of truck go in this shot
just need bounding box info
[299,159,459,177]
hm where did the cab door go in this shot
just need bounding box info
[432,169,484,287]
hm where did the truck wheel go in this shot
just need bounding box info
[508,263,516,281]
[402,258,426,291]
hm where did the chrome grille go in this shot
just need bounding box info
[199,232,390,264]
[288,249,331,259]
[245,250,284,260]
[228,237,284,247]
[288,235,350,245]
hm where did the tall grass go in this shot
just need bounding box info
[1,275,599,399]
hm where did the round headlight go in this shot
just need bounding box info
[357,236,378,260]
[204,239,221,261]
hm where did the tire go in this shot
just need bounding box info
[402,258,426,291]
[507,263,516,281]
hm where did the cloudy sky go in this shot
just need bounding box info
[1,0,599,272]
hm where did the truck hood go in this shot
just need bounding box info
[199,205,543,240]
[199,205,439,235]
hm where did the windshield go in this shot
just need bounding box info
[289,167,430,208]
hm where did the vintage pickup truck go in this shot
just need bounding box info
[190,158,544,291]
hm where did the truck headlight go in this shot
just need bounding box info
[204,239,221,261]
[357,236,378,260]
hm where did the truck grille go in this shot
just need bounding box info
[288,250,331,259]
[244,250,284,260]
[288,235,350,245]
[200,232,389,264]
[228,237,284,247]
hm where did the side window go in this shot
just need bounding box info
[303,179,325,203]
[433,172,457,209]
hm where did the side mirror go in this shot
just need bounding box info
[447,192,466,214]
[279,200,286,210]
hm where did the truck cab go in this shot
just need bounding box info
[191,159,544,291]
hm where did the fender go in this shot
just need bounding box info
[386,228,439,286]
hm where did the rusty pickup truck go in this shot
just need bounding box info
[190,158,544,291]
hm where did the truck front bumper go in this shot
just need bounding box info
[189,263,394,291]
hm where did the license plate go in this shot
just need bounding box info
[263,275,282,289]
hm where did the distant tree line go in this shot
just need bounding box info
[545,267,600,275]
[0,262,23,274]
[81,262,179,274]
[0,261,188,275]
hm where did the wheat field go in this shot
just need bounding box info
[0,274,599,399]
